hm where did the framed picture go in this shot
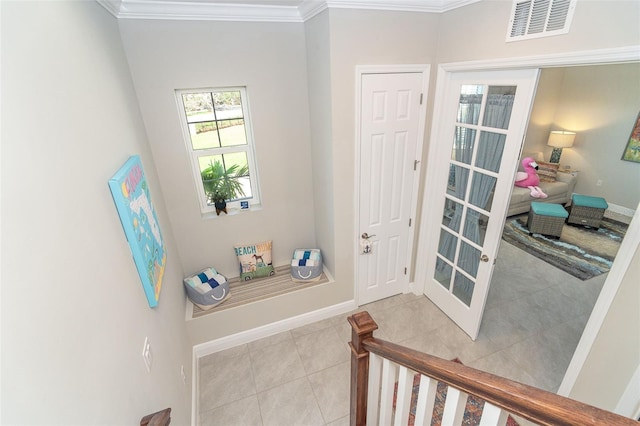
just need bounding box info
[109,155,166,308]
[621,111,640,163]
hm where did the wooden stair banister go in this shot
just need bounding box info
[348,310,379,426]
[349,311,636,426]
[140,407,171,426]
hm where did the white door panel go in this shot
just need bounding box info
[417,69,539,339]
[358,72,425,305]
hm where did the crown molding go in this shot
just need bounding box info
[438,0,481,12]
[97,0,123,17]
[98,0,480,22]
[298,1,328,21]
[113,0,305,21]
[325,0,477,13]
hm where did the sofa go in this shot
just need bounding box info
[507,170,577,216]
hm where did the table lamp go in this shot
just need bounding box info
[547,131,575,163]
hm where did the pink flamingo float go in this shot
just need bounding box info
[514,157,548,198]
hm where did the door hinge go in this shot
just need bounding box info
[414,159,420,170]
[409,218,412,227]
[419,93,423,105]
[404,267,407,275]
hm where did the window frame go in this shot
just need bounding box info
[175,86,261,215]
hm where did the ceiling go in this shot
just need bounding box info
[98,0,481,22]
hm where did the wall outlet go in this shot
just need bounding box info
[181,365,187,385]
[142,337,152,372]
[596,179,603,186]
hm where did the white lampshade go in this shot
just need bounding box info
[547,131,576,148]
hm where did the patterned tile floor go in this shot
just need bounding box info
[197,241,606,425]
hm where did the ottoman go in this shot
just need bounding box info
[568,194,608,228]
[528,202,569,238]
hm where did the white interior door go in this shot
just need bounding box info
[418,69,539,339]
[358,71,425,305]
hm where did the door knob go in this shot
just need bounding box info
[360,233,375,254]
[480,254,489,262]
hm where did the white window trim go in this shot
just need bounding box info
[175,87,262,216]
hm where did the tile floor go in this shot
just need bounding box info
[197,241,606,425]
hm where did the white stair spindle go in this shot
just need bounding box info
[414,374,438,426]
[378,359,398,425]
[441,387,468,425]
[393,366,415,426]
[480,402,510,425]
[367,353,382,424]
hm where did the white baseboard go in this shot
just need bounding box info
[192,298,357,359]
[605,203,635,222]
[190,297,356,425]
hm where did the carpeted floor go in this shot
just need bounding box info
[501,213,628,280]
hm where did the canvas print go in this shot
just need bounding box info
[622,111,640,163]
[109,155,166,307]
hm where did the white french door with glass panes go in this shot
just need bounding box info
[417,69,539,340]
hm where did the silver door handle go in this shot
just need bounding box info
[480,254,489,262]
[361,233,376,239]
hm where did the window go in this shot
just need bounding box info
[176,87,260,214]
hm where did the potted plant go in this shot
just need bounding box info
[211,189,231,215]
[201,160,248,215]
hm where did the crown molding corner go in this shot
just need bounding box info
[298,0,329,21]
[96,0,122,17]
[439,0,481,12]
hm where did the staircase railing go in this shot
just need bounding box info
[140,408,171,426]
[349,311,636,426]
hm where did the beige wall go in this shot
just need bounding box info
[523,67,564,162]
[2,1,639,422]
[569,222,640,411]
[2,1,639,423]
[118,19,317,278]
[327,8,440,291]
[120,1,639,343]
[305,10,336,274]
[119,8,442,343]
[436,1,640,63]
[524,63,640,210]
[1,1,192,423]
[119,18,339,344]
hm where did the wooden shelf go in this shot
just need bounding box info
[190,265,331,319]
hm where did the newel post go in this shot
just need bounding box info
[348,311,378,426]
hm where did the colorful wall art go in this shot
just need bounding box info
[109,155,166,307]
[622,111,640,163]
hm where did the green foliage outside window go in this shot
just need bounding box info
[200,159,248,204]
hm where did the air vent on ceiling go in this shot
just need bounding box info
[507,0,577,42]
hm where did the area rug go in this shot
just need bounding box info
[501,213,627,281]
[393,359,520,426]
